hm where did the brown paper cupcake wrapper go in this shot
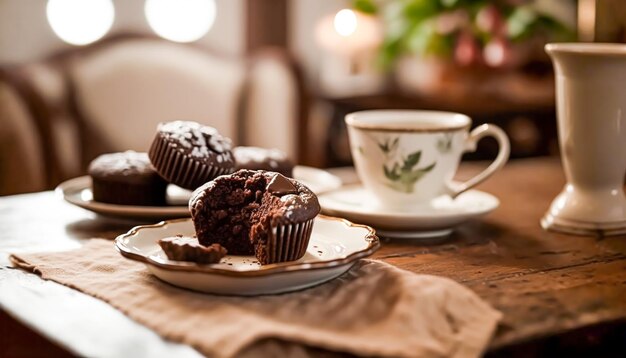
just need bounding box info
[266,219,315,264]
[149,135,232,190]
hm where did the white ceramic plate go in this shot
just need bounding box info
[292,166,342,194]
[56,176,190,220]
[56,166,342,220]
[115,216,379,295]
[318,184,499,239]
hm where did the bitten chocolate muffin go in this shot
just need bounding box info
[148,121,235,190]
[189,170,320,264]
[233,146,294,177]
[158,236,227,264]
[88,151,167,206]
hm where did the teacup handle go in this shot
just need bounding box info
[445,124,510,199]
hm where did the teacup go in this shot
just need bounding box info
[345,110,510,209]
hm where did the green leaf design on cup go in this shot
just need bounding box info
[436,133,453,153]
[382,149,436,193]
[377,137,399,155]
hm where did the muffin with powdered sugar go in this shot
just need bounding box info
[148,120,235,190]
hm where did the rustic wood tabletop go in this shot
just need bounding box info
[1,158,625,357]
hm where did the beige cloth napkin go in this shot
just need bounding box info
[11,240,501,358]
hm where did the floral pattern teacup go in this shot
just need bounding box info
[346,110,510,209]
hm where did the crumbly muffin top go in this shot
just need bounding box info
[88,151,157,178]
[158,121,233,163]
[265,172,319,221]
[189,170,320,224]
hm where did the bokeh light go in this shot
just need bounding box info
[145,0,216,43]
[334,9,357,37]
[46,0,115,46]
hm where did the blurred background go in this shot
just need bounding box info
[0,0,623,196]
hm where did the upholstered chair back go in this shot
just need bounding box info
[0,35,307,195]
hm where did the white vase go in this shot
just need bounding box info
[542,43,626,236]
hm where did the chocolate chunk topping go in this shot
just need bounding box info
[266,173,297,196]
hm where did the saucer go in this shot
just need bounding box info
[318,185,499,239]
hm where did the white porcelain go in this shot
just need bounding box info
[318,184,499,239]
[292,165,343,194]
[115,216,379,295]
[345,110,509,209]
[56,176,190,220]
[56,166,342,220]
[542,43,626,236]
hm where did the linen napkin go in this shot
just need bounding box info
[10,240,501,358]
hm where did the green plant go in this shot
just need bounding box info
[353,0,576,68]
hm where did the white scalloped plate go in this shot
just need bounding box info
[56,166,342,220]
[115,216,379,295]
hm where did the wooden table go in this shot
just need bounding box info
[1,158,625,357]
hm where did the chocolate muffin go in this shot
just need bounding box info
[88,151,167,206]
[149,120,235,190]
[233,146,294,177]
[189,170,320,264]
[158,236,227,264]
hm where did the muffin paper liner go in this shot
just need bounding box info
[267,219,315,264]
[149,134,232,190]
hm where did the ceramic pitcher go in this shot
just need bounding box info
[542,43,626,236]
